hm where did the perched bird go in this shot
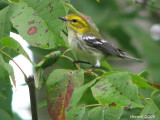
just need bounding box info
[59,14,142,69]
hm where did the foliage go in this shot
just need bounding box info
[0,0,160,120]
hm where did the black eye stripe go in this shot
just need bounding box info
[72,19,77,22]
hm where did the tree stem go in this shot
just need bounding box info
[27,75,38,120]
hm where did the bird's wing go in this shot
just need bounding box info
[82,34,124,58]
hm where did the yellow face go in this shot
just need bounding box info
[64,14,90,34]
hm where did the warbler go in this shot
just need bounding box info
[59,14,142,68]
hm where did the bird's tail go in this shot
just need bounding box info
[122,54,143,62]
[117,49,143,62]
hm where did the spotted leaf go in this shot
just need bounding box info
[140,99,160,120]
[11,0,67,49]
[65,105,85,120]
[91,72,143,109]
[46,69,84,120]
[88,106,123,120]
[0,37,33,64]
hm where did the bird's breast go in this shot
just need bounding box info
[68,30,104,62]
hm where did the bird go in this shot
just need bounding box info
[58,14,142,69]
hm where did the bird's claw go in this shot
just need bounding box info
[87,69,98,77]
[72,61,78,67]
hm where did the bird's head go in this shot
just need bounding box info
[58,14,90,34]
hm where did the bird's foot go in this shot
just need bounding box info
[86,66,99,77]
[87,69,98,77]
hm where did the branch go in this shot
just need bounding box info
[27,75,38,120]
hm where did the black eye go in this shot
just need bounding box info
[72,19,77,22]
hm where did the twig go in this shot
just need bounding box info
[0,49,27,81]
[62,50,81,69]
[62,50,99,77]
[61,54,81,69]
[62,49,99,77]
[27,75,38,120]
[85,104,101,107]
[62,49,71,55]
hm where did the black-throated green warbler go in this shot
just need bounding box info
[59,14,142,68]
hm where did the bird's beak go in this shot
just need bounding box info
[58,17,68,21]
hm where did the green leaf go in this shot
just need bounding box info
[46,69,84,120]
[37,100,47,109]
[153,93,160,109]
[0,1,9,10]
[88,106,123,120]
[101,60,113,71]
[64,3,80,14]
[69,79,97,106]
[10,0,20,2]
[0,55,15,86]
[34,51,61,88]
[103,107,123,120]
[88,107,102,120]
[139,70,153,82]
[91,72,143,109]
[35,51,61,69]
[139,71,149,79]
[0,66,12,116]
[11,0,68,49]
[0,109,21,120]
[102,71,124,76]
[130,74,157,90]
[0,5,12,39]
[0,109,12,120]
[0,38,19,63]
[65,105,85,120]
[140,99,160,120]
[0,92,4,98]
[0,37,33,64]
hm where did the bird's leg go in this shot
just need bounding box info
[72,60,91,67]
[90,65,100,71]
[87,65,100,73]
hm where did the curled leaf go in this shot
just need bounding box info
[34,51,61,88]
[35,51,61,69]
